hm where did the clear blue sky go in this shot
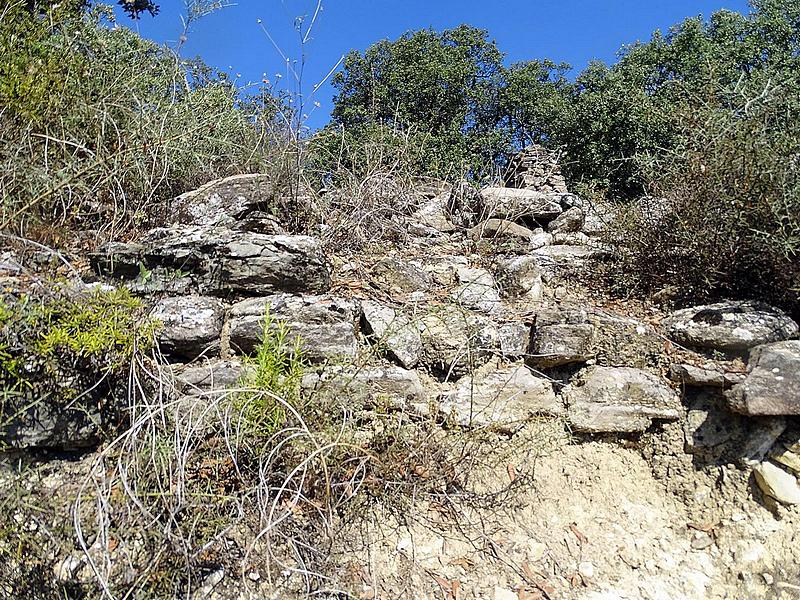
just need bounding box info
[116,0,752,130]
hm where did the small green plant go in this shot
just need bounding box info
[235,308,305,444]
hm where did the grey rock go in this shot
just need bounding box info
[727,340,800,415]
[302,365,426,408]
[663,301,799,353]
[439,364,562,432]
[92,226,331,296]
[548,207,584,234]
[503,145,569,194]
[1,400,104,449]
[753,461,800,506]
[581,200,617,237]
[468,219,539,242]
[669,363,745,389]
[174,359,249,395]
[451,265,502,314]
[229,294,359,362]
[151,295,225,359]
[411,194,457,233]
[565,366,681,433]
[418,306,499,378]
[168,174,285,233]
[498,323,531,358]
[552,232,591,246]
[479,187,563,222]
[739,418,787,466]
[361,300,422,369]
[494,256,544,301]
[530,244,605,281]
[528,323,594,369]
[370,257,431,294]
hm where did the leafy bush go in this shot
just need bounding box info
[607,74,800,314]
[0,2,286,241]
[235,309,305,446]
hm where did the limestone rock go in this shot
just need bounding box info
[581,200,617,237]
[468,219,539,242]
[479,187,563,222]
[418,306,499,378]
[370,257,431,294]
[528,322,594,369]
[361,300,422,369]
[174,359,249,395]
[503,145,568,193]
[770,446,800,476]
[727,340,800,415]
[93,227,331,296]
[151,295,225,359]
[669,363,744,389]
[494,255,544,301]
[565,366,681,433]
[439,364,562,431]
[663,301,799,353]
[753,461,800,506]
[548,206,584,234]
[498,322,531,358]
[530,244,605,281]
[302,365,426,408]
[168,173,284,232]
[229,294,359,362]
[451,265,502,314]
[410,194,456,233]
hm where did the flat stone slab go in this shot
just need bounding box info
[439,364,562,432]
[663,301,798,353]
[479,187,563,221]
[565,366,681,433]
[727,340,800,415]
[528,323,595,369]
[167,173,283,232]
[229,294,359,362]
[151,295,225,359]
[92,226,331,296]
[174,359,249,395]
[302,365,427,409]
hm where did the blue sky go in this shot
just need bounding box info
[116,0,752,130]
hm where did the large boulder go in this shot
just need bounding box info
[726,340,800,415]
[439,364,562,432]
[92,227,331,296]
[479,187,563,222]
[150,295,225,359]
[564,366,681,433]
[662,301,798,353]
[229,294,359,362]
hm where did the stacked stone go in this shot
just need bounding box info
[504,145,568,193]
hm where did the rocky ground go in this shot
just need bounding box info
[1,147,799,599]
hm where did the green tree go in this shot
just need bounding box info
[328,25,509,178]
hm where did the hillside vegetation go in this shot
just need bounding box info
[2,0,798,312]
